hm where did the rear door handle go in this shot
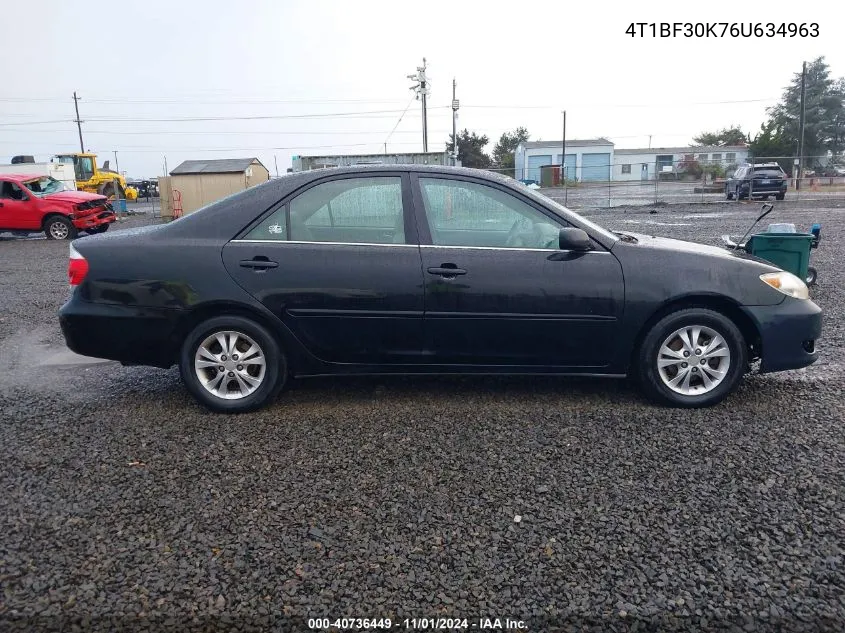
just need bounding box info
[427,265,467,278]
[239,257,278,270]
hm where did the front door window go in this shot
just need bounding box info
[0,181,26,200]
[418,178,563,249]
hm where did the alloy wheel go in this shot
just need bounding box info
[194,330,266,400]
[49,222,69,239]
[657,325,731,396]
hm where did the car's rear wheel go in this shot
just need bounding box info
[44,216,77,240]
[637,308,746,407]
[726,186,734,200]
[179,315,286,413]
[776,193,785,200]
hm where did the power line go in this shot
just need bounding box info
[0,119,74,127]
[459,98,777,109]
[0,140,427,152]
[0,109,451,127]
[0,97,410,105]
[384,96,418,152]
[81,107,450,123]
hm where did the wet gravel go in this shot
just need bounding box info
[1,203,844,632]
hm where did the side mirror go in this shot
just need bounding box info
[559,227,592,251]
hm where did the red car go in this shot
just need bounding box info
[0,173,116,240]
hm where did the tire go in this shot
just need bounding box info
[637,308,746,408]
[776,193,785,201]
[179,315,286,413]
[726,186,734,201]
[806,266,817,286]
[44,215,77,240]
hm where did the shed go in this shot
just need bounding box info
[162,157,269,216]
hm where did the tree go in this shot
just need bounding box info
[748,120,794,173]
[692,126,748,147]
[765,57,845,167]
[446,129,491,168]
[491,127,530,175]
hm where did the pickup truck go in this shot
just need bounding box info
[0,173,115,240]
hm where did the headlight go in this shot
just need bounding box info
[760,271,809,300]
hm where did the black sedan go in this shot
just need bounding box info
[59,166,821,413]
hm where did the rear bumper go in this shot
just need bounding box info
[743,298,822,373]
[59,295,182,368]
[739,182,787,196]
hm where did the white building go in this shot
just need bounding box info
[514,139,614,183]
[514,140,751,183]
[612,145,750,181]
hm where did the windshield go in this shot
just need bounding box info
[525,187,619,243]
[23,176,66,196]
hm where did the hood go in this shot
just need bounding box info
[42,191,106,203]
[612,231,776,267]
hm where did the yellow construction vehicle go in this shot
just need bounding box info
[53,153,138,201]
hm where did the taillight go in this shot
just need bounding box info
[68,243,89,286]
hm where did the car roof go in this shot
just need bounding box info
[0,173,43,183]
[162,164,617,249]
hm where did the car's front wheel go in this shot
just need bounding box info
[44,216,77,240]
[179,315,286,413]
[637,308,746,407]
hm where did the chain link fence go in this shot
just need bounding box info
[487,155,845,209]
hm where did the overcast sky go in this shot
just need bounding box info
[1,0,841,178]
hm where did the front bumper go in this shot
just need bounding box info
[743,298,822,373]
[59,294,182,368]
[72,211,116,230]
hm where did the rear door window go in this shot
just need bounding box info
[243,176,406,245]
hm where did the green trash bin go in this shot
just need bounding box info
[745,233,814,281]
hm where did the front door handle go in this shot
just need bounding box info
[427,264,467,278]
[239,257,278,270]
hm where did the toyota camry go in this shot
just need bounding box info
[59,166,821,413]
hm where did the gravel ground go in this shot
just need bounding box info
[1,203,844,632]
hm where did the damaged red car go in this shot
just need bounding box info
[0,174,115,240]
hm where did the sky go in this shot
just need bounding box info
[0,0,841,178]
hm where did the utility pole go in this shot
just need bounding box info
[113,151,120,174]
[164,155,168,176]
[408,58,429,152]
[797,61,807,191]
[561,110,567,182]
[274,155,279,178]
[648,135,652,149]
[73,91,84,153]
[451,78,460,165]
